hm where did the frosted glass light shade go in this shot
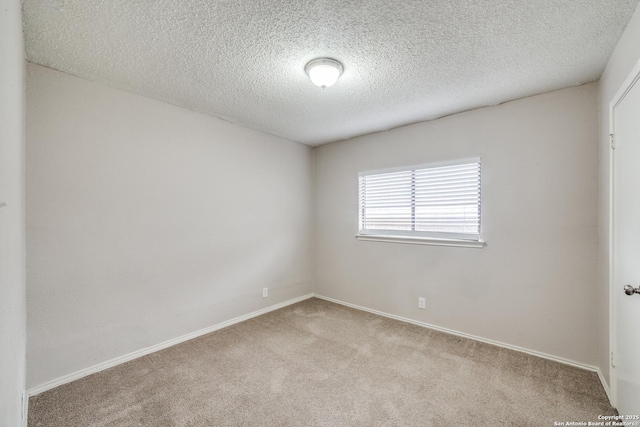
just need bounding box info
[305,58,343,88]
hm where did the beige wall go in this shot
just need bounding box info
[597,3,640,386]
[0,1,26,425]
[315,83,600,366]
[25,3,640,391]
[26,64,314,388]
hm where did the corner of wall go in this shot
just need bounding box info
[310,146,318,294]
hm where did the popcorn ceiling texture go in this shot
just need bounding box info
[23,0,640,146]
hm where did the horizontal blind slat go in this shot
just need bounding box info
[362,164,478,180]
[364,169,478,185]
[362,188,480,199]
[361,187,478,198]
[363,176,478,190]
[365,197,479,205]
[363,175,479,189]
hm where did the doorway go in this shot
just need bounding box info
[610,59,640,415]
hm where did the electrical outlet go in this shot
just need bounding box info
[418,297,426,309]
[263,288,268,298]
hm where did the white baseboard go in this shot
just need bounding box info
[313,293,612,401]
[26,293,314,397]
[596,367,612,405]
[25,292,614,411]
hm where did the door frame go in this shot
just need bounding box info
[608,58,640,409]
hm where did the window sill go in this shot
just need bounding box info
[355,234,486,248]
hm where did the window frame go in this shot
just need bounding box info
[356,158,485,248]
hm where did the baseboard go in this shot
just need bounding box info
[596,367,612,405]
[27,293,314,397]
[313,294,605,376]
[26,292,614,411]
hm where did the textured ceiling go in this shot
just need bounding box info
[23,0,639,146]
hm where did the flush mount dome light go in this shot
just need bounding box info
[305,58,343,88]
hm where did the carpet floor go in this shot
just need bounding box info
[29,298,615,426]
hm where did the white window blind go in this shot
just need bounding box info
[358,159,481,241]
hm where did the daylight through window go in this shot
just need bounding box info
[358,159,481,241]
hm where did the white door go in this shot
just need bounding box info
[612,63,640,415]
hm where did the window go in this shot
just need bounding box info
[357,158,483,247]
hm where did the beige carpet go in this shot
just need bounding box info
[29,298,615,426]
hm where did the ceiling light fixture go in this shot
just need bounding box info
[305,58,343,88]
